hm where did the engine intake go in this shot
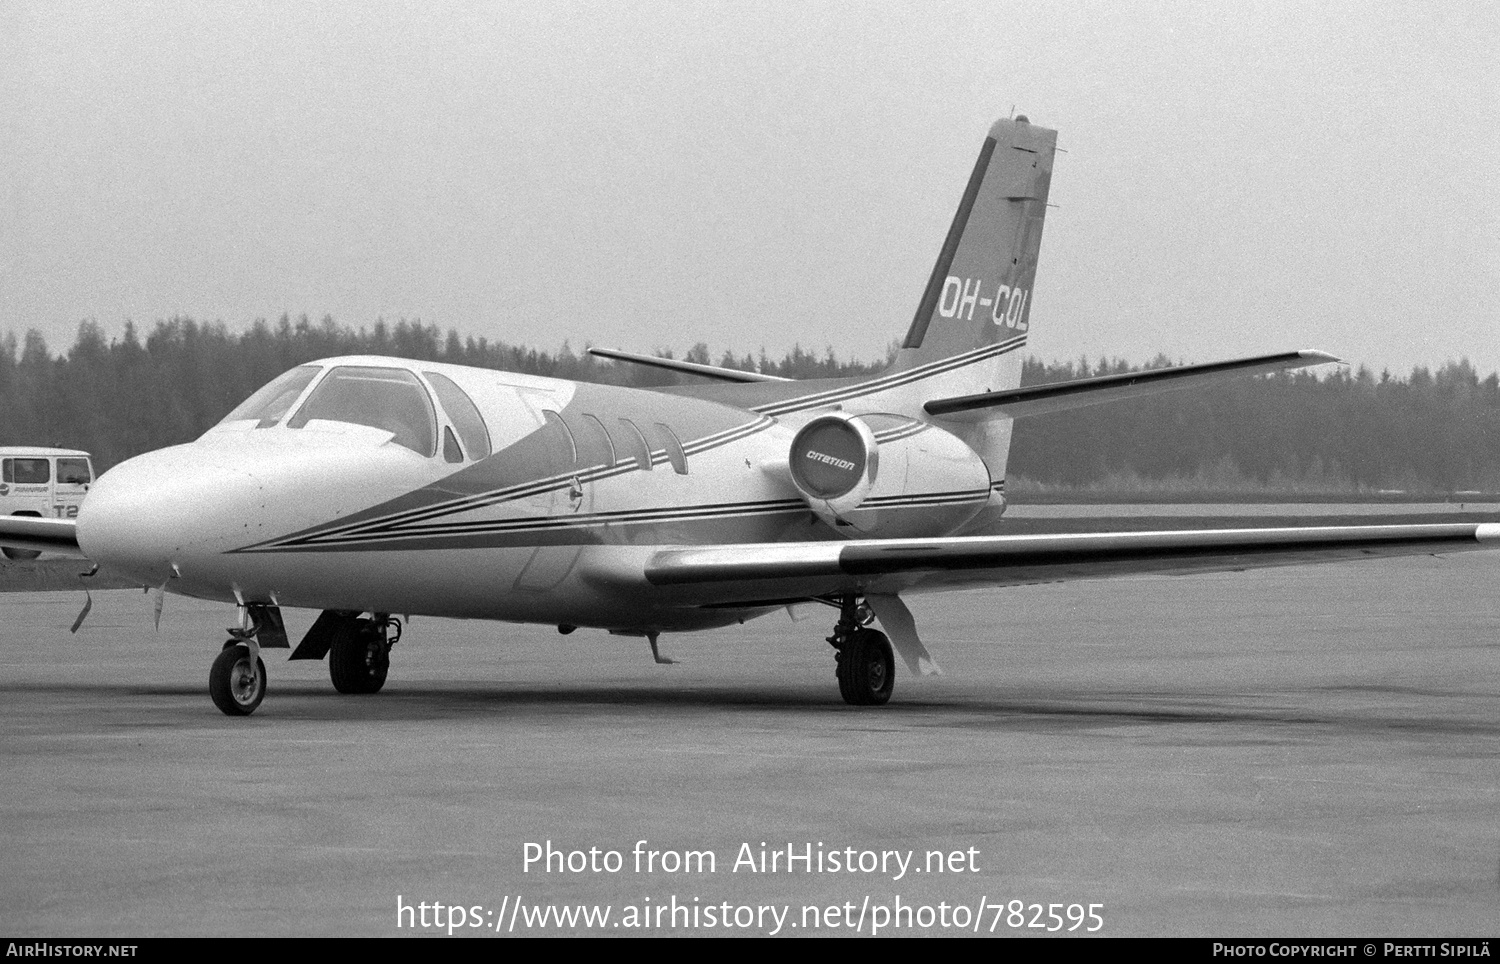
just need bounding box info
[787,414,879,526]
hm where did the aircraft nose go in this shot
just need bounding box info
[77,445,261,584]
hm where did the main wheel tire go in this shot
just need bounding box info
[836,628,895,706]
[329,621,389,694]
[210,643,266,716]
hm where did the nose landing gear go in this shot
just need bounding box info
[208,604,283,716]
[209,640,266,716]
[828,595,894,706]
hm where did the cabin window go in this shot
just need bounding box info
[617,418,653,470]
[580,414,616,466]
[541,411,577,468]
[218,365,321,428]
[424,371,492,460]
[654,423,688,475]
[288,366,437,456]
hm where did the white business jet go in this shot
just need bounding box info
[4,116,1495,716]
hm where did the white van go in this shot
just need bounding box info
[0,447,95,559]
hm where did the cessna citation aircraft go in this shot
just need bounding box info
[4,116,1497,716]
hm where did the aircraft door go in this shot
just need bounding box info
[511,405,586,592]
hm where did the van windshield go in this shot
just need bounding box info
[287,367,437,456]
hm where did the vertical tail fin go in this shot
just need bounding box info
[897,116,1056,369]
[888,117,1057,528]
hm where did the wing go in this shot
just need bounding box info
[645,523,1500,604]
[587,347,791,383]
[925,350,1339,421]
[0,516,86,558]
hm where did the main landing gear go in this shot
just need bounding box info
[828,595,894,706]
[208,607,401,716]
[329,615,399,694]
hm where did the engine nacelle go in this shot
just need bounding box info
[787,413,880,527]
[781,413,995,537]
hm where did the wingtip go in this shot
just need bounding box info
[1297,350,1344,365]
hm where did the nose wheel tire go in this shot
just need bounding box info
[836,628,895,706]
[210,643,267,716]
[330,621,390,694]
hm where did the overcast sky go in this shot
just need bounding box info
[2,0,1495,374]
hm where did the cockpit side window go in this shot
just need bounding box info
[424,371,492,461]
[217,365,321,428]
[288,366,437,456]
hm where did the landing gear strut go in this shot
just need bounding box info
[829,595,894,706]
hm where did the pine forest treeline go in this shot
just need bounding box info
[2,317,1498,493]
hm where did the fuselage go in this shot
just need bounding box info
[76,355,999,632]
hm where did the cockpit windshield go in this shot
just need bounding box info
[216,365,321,428]
[287,366,437,456]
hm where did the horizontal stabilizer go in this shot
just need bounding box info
[924,350,1340,421]
[589,347,790,383]
[0,516,85,558]
[646,523,1500,601]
